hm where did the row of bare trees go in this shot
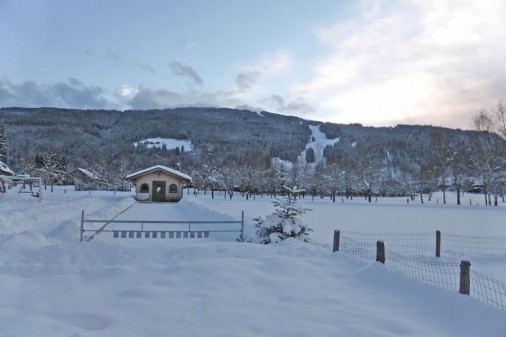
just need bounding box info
[472,102,506,205]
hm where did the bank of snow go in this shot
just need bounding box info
[0,187,505,336]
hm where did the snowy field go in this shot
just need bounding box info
[0,186,505,336]
[133,137,193,151]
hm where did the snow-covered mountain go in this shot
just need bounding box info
[0,107,502,186]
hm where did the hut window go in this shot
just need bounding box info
[140,183,149,193]
[169,184,178,193]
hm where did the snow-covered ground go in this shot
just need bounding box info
[0,187,505,336]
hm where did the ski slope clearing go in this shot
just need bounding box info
[299,125,340,164]
[0,187,505,336]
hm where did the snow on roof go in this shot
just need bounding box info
[77,168,100,179]
[126,165,192,182]
[0,160,14,175]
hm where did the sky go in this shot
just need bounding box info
[1,0,505,129]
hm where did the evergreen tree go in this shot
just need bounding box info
[253,188,312,244]
[305,148,315,163]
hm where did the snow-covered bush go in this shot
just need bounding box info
[253,192,312,244]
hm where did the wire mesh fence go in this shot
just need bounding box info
[470,270,506,310]
[441,233,506,258]
[336,230,506,311]
[339,236,376,263]
[385,250,460,292]
[339,230,506,259]
[340,231,435,257]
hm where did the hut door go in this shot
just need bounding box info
[152,181,166,202]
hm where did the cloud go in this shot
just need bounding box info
[234,104,264,112]
[241,50,293,81]
[116,50,298,113]
[175,40,198,50]
[51,78,109,108]
[265,95,315,115]
[232,50,294,94]
[235,71,260,91]
[114,84,139,111]
[299,0,506,128]
[140,64,156,73]
[105,51,123,65]
[0,78,109,109]
[127,87,182,110]
[116,85,138,98]
[0,79,52,107]
[169,61,203,86]
[229,50,298,115]
[126,86,243,111]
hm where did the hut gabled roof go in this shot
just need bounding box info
[0,160,14,176]
[126,165,191,183]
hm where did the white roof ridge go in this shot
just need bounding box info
[126,165,192,182]
[0,160,14,174]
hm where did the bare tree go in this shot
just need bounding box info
[448,140,468,205]
[200,146,220,199]
[417,162,437,204]
[472,110,506,206]
[116,151,131,191]
[217,165,238,200]
[325,163,343,202]
[358,155,377,203]
[494,101,506,139]
[430,131,452,204]
[17,155,37,176]
[35,151,67,192]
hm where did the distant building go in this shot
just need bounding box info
[126,165,192,202]
[0,160,14,176]
[469,178,484,193]
[71,168,103,191]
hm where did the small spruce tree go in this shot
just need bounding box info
[254,188,312,244]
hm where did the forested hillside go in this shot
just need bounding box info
[0,107,311,168]
[0,107,504,203]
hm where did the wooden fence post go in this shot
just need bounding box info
[376,241,385,264]
[436,230,441,257]
[240,211,245,241]
[80,210,85,242]
[459,260,471,295]
[333,230,340,252]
